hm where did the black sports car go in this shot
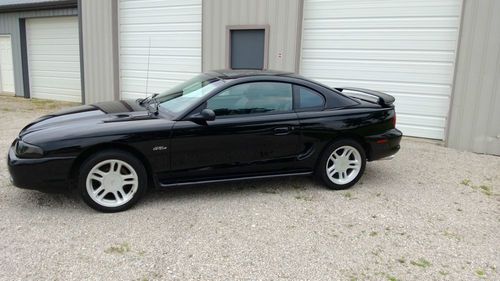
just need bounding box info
[8,70,402,212]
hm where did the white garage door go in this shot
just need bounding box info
[119,0,202,100]
[26,16,81,102]
[300,0,462,139]
[0,35,15,94]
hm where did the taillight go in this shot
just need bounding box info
[392,112,397,127]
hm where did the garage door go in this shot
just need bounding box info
[0,35,15,94]
[300,0,462,139]
[119,0,202,100]
[26,16,81,102]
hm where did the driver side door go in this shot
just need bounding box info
[166,81,301,184]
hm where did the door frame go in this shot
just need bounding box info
[225,25,270,70]
[0,34,16,95]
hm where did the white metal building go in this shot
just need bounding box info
[300,0,461,140]
[0,0,499,155]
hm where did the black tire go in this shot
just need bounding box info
[316,139,366,190]
[79,149,147,212]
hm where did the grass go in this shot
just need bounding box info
[439,270,449,276]
[294,194,313,201]
[0,96,78,113]
[410,258,432,268]
[460,179,471,186]
[460,179,494,196]
[104,242,131,254]
[260,188,279,194]
[443,230,462,241]
[369,231,378,237]
[291,182,306,190]
[478,185,492,196]
[475,269,486,277]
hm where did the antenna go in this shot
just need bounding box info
[145,37,152,98]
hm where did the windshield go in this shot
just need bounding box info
[158,74,224,116]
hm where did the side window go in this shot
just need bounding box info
[207,82,293,116]
[297,86,325,109]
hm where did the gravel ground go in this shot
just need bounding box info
[0,96,499,281]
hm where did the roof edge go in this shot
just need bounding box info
[0,0,77,13]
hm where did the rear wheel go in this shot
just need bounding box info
[317,139,366,190]
[79,150,147,212]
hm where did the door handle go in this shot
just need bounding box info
[274,126,291,135]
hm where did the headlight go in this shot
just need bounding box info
[15,140,44,158]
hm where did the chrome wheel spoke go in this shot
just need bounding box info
[93,185,105,195]
[345,148,353,158]
[114,191,123,202]
[97,190,108,200]
[328,168,337,176]
[121,174,135,182]
[112,161,122,172]
[90,173,104,182]
[328,154,337,162]
[96,170,107,176]
[348,160,359,167]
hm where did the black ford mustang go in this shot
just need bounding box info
[8,70,402,212]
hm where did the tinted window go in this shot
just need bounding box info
[159,74,225,115]
[298,86,324,109]
[207,82,292,116]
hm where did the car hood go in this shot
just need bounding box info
[19,100,163,142]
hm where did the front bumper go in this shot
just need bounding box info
[365,128,402,161]
[7,142,76,193]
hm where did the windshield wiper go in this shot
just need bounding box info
[145,94,160,116]
[137,93,159,106]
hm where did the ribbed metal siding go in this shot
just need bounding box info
[203,0,302,72]
[119,0,202,100]
[300,0,462,140]
[447,0,500,155]
[81,0,118,104]
[0,8,77,97]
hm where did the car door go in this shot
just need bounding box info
[167,81,301,183]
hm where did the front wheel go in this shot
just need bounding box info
[79,150,147,212]
[317,139,366,190]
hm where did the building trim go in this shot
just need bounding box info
[111,0,119,100]
[225,25,270,70]
[0,0,76,13]
[116,0,122,99]
[295,0,304,74]
[77,0,85,104]
[18,18,30,98]
[444,0,466,146]
[200,0,204,73]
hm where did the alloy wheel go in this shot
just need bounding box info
[86,159,139,208]
[325,145,362,185]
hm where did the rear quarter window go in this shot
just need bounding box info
[297,86,325,109]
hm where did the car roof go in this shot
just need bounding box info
[208,69,294,79]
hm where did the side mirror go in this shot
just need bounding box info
[200,108,216,121]
[189,108,216,123]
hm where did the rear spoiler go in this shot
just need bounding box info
[335,87,395,107]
